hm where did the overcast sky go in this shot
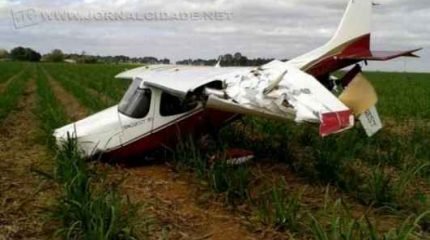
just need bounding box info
[0,0,428,72]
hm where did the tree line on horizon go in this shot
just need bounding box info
[0,47,286,66]
[0,47,170,64]
[176,52,287,67]
[0,47,42,62]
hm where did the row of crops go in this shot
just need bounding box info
[42,63,131,111]
[0,63,31,120]
[0,61,26,85]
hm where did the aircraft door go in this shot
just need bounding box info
[151,91,202,145]
[118,87,156,146]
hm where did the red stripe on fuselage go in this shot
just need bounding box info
[104,109,237,160]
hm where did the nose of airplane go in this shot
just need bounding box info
[52,128,82,157]
[53,106,123,157]
[53,124,75,144]
[53,124,93,155]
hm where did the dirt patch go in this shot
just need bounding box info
[384,118,430,136]
[101,162,259,240]
[0,80,55,240]
[41,68,89,121]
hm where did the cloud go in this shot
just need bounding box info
[0,0,428,72]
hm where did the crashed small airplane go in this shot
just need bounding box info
[54,0,421,160]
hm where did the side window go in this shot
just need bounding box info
[118,88,152,118]
[160,92,197,117]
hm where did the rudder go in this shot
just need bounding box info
[326,0,372,50]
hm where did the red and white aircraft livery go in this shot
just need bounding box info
[54,0,421,160]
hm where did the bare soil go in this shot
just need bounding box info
[114,162,259,240]
[0,80,55,240]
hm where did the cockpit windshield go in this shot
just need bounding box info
[118,78,152,118]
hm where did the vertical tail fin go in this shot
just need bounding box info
[326,0,372,49]
[289,0,374,72]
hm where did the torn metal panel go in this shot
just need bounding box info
[206,95,296,122]
[339,72,378,116]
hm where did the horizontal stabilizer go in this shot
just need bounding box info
[337,48,422,61]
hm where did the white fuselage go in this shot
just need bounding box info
[54,85,203,157]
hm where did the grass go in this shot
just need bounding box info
[367,72,430,120]
[254,178,303,232]
[208,159,251,204]
[174,135,207,179]
[308,203,430,240]
[52,136,146,240]
[367,167,395,206]
[174,136,251,205]
[0,61,25,84]
[0,64,32,120]
[307,191,430,240]
[356,162,430,209]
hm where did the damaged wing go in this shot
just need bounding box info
[115,64,252,98]
[203,60,355,137]
[118,61,380,137]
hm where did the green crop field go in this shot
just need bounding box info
[1,61,430,239]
